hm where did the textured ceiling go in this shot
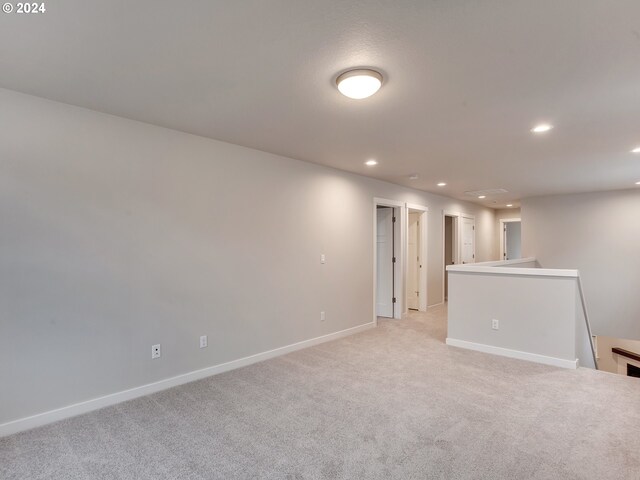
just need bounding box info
[1,0,639,206]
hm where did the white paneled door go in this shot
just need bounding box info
[376,207,394,318]
[461,216,475,264]
[407,212,420,310]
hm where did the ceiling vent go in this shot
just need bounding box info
[464,188,508,197]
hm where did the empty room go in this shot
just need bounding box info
[1,1,639,479]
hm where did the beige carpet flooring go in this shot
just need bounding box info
[1,304,639,479]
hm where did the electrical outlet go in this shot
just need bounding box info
[492,319,499,330]
[152,344,161,359]
[200,335,208,349]
[320,311,326,322]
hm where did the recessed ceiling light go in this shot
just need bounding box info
[336,69,383,99]
[531,123,553,133]
[631,147,640,153]
[636,181,640,185]
[506,204,513,207]
[437,182,447,187]
[478,195,486,199]
[409,174,419,180]
[365,159,378,166]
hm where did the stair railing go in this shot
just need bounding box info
[577,274,598,370]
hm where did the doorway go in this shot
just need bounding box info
[500,218,522,260]
[374,199,404,320]
[376,206,395,318]
[443,214,457,302]
[406,204,428,311]
[442,211,474,303]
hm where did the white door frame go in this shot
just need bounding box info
[405,203,428,312]
[499,218,521,261]
[373,198,406,322]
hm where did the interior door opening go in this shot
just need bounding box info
[407,212,419,310]
[406,206,427,311]
[442,212,475,303]
[443,215,456,302]
[501,219,522,260]
[376,206,396,318]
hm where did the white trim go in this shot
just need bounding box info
[447,267,578,277]
[406,203,428,312]
[445,338,579,369]
[499,217,521,261]
[468,257,537,267]
[395,206,405,319]
[0,321,375,438]
[373,197,405,208]
[447,258,578,277]
[372,200,378,326]
[405,203,429,212]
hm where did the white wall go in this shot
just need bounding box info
[0,89,495,426]
[521,190,640,340]
[447,268,579,368]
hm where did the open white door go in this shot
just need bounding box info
[376,207,394,317]
[407,212,420,310]
[461,216,475,264]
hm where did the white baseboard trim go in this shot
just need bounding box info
[445,338,578,369]
[0,321,375,438]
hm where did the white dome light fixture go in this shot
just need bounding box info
[336,69,383,99]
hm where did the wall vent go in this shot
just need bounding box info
[464,188,508,196]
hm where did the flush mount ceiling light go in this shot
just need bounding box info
[409,174,419,180]
[478,195,486,199]
[506,204,513,207]
[437,182,447,187]
[631,147,640,153]
[531,123,553,133]
[336,69,383,99]
[636,181,640,185]
[365,159,378,166]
